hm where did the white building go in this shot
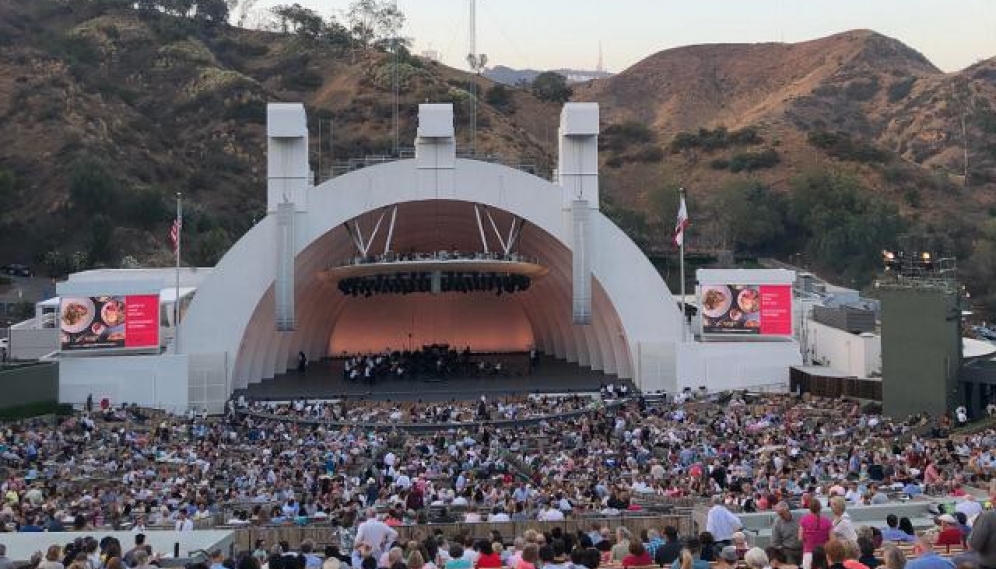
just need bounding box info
[42,102,801,413]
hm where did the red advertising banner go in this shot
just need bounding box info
[759,285,792,336]
[125,294,160,348]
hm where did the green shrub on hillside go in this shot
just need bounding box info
[602,121,654,152]
[807,130,890,163]
[887,77,916,102]
[670,126,762,153]
[845,77,880,101]
[728,148,780,172]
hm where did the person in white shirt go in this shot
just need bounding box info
[489,507,511,522]
[538,505,565,521]
[354,509,398,562]
[174,511,194,531]
[706,496,743,543]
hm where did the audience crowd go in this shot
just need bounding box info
[1,392,996,569]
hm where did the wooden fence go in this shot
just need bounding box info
[790,367,882,401]
[230,514,697,551]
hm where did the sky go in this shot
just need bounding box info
[253,0,996,73]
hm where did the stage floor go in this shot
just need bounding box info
[238,356,624,401]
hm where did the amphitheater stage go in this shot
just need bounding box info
[237,356,625,401]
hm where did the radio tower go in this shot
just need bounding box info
[466,0,487,155]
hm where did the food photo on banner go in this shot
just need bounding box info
[60,295,160,351]
[699,284,792,336]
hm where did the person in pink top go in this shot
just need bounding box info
[798,497,832,569]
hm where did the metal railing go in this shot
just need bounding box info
[316,149,545,182]
[330,250,540,270]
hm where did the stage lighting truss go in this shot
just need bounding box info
[319,252,549,297]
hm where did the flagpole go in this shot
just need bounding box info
[679,187,687,342]
[175,192,182,355]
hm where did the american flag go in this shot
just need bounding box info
[169,216,182,254]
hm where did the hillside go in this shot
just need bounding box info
[574,30,996,311]
[1,6,996,312]
[577,30,996,222]
[0,0,557,271]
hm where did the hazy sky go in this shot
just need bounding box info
[255,1,996,73]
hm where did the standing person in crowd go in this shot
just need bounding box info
[800,498,832,569]
[354,509,398,568]
[707,496,743,546]
[772,502,803,565]
[830,497,857,545]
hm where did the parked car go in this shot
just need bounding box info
[0,264,31,277]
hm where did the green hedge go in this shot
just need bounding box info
[0,401,74,422]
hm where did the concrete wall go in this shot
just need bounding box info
[806,320,880,378]
[0,362,58,409]
[676,341,801,392]
[59,354,189,413]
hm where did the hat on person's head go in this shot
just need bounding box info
[938,514,956,524]
[720,547,739,562]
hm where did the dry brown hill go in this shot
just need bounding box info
[575,31,996,245]
[0,0,557,270]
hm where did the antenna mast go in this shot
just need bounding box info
[466,0,486,155]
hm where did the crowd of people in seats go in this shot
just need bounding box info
[342,346,519,383]
[1,391,996,569]
[238,394,598,424]
[3,508,994,569]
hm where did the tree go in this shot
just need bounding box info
[87,215,115,264]
[485,84,515,113]
[69,159,118,213]
[347,0,404,48]
[194,0,230,25]
[0,170,19,220]
[714,180,788,254]
[272,3,325,37]
[531,72,572,103]
[789,170,904,285]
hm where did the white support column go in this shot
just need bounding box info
[267,103,310,213]
[415,104,456,199]
[557,103,600,325]
[556,103,600,209]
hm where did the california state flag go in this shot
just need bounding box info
[674,193,689,248]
